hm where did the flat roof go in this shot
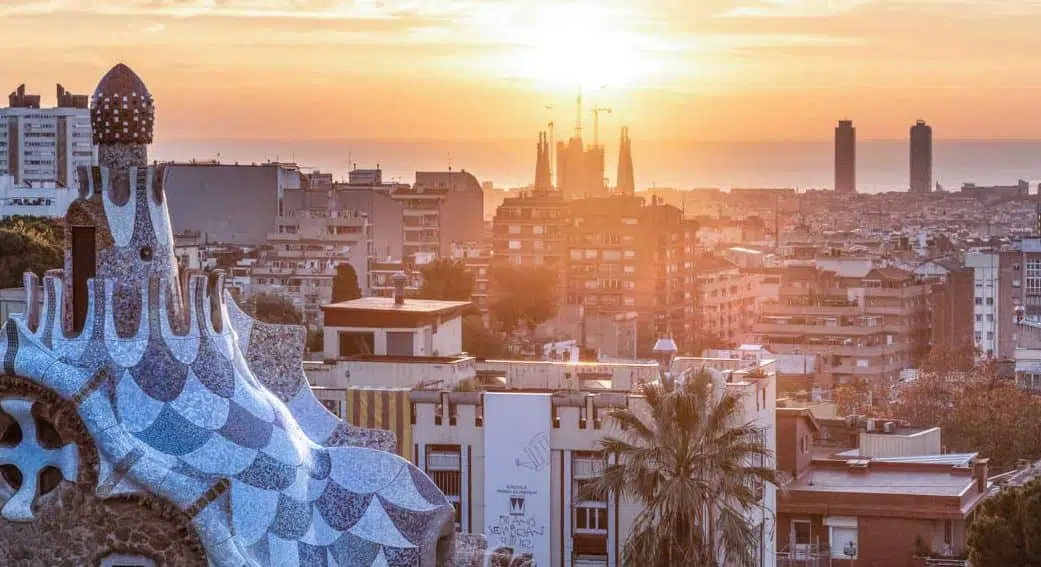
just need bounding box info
[792,466,974,497]
[322,297,470,315]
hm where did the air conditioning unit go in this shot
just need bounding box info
[883,421,896,434]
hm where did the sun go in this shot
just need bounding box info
[507,2,656,90]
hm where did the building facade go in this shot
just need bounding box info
[1,83,93,189]
[566,195,698,355]
[751,261,931,387]
[252,206,370,327]
[694,255,761,347]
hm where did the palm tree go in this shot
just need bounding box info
[585,369,778,567]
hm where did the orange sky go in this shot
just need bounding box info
[4,0,1041,141]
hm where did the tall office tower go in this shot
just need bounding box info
[0,83,93,188]
[834,120,855,193]
[616,127,635,196]
[910,120,933,194]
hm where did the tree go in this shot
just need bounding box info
[461,314,506,359]
[243,293,303,325]
[0,228,62,289]
[588,370,778,566]
[967,478,1041,566]
[892,361,1041,472]
[331,263,362,302]
[489,264,557,336]
[418,258,473,301]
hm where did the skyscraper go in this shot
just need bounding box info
[910,120,932,194]
[834,119,855,193]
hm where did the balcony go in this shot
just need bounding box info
[752,323,883,337]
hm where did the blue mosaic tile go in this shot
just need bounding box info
[298,542,328,567]
[219,400,274,449]
[192,334,235,398]
[410,463,452,507]
[182,433,258,476]
[246,535,271,566]
[308,447,331,480]
[380,497,442,547]
[231,481,279,545]
[237,452,297,491]
[270,494,313,541]
[328,532,381,567]
[130,335,189,401]
[384,546,422,567]
[135,405,213,456]
[315,482,371,531]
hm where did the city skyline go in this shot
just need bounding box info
[6,0,1041,142]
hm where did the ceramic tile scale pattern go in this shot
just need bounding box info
[0,64,456,567]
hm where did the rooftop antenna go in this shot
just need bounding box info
[448,152,453,172]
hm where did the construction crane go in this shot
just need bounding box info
[591,105,612,147]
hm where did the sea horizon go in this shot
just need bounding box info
[151,137,1041,194]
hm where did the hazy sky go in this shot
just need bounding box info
[3,0,1041,141]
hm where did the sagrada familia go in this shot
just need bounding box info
[0,64,482,566]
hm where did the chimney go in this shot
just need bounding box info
[973,457,989,494]
[392,271,407,305]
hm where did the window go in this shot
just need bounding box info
[826,517,858,559]
[386,331,415,357]
[508,224,521,234]
[856,359,868,368]
[976,314,983,322]
[987,331,994,340]
[533,225,544,235]
[987,314,994,322]
[508,240,521,250]
[986,297,994,306]
[426,445,463,530]
[975,297,983,305]
[338,331,374,357]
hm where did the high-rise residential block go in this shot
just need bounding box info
[910,120,933,194]
[0,83,93,192]
[834,120,855,193]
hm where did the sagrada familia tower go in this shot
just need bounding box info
[0,64,464,566]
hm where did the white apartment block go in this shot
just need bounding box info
[309,357,778,567]
[0,174,79,219]
[0,84,94,200]
[965,251,1001,357]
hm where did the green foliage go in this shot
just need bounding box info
[0,227,63,289]
[331,263,362,303]
[0,216,63,247]
[461,314,507,360]
[587,370,778,567]
[489,264,557,336]
[967,478,1041,566]
[418,258,474,301]
[243,293,304,326]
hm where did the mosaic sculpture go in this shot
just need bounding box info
[0,64,455,566]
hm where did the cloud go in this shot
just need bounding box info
[721,0,871,18]
[143,22,166,32]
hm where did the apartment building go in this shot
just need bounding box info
[309,357,778,567]
[252,207,370,326]
[450,242,491,315]
[565,195,698,355]
[777,410,988,567]
[694,255,761,347]
[750,260,931,387]
[164,161,302,244]
[0,84,93,199]
[965,238,1041,359]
